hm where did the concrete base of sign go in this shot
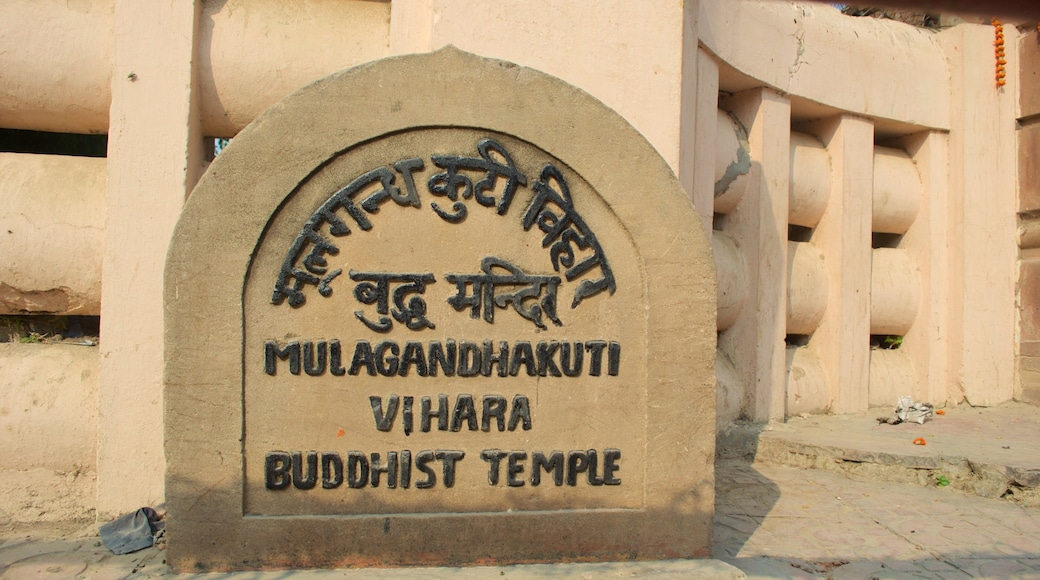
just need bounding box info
[165,47,715,571]
[229,559,746,578]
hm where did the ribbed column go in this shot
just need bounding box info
[0,0,113,133]
[0,0,392,136]
[0,344,99,526]
[716,349,742,426]
[1018,30,1040,405]
[199,0,392,136]
[712,105,752,425]
[869,140,929,408]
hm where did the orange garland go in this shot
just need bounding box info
[993,18,1006,88]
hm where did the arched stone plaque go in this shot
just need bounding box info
[165,47,715,571]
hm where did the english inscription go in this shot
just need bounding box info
[264,339,621,377]
[264,448,621,490]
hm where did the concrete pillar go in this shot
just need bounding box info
[784,131,831,416]
[687,49,720,235]
[895,130,950,407]
[97,0,203,520]
[803,115,873,414]
[1017,28,1040,405]
[868,349,917,408]
[719,88,790,422]
[391,0,690,173]
[716,349,742,426]
[940,25,1017,406]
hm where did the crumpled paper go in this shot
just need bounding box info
[877,395,934,425]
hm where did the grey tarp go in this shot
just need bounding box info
[99,507,163,555]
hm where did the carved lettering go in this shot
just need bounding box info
[264,339,619,379]
[371,394,531,434]
[428,138,527,222]
[264,341,300,376]
[522,164,616,308]
[446,257,562,329]
[480,449,619,487]
[349,271,435,332]
[266,449,617,491]
[272,166,416,307]
[271,139,615,311]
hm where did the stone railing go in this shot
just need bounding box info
[703,2,1019,423]
[0,0,1026,522]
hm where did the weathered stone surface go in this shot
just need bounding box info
[164,47,716,571]
[1020,30,1040,120]
[0,343,98,526]
[0,153,105,315]
[1019,123,1040,212]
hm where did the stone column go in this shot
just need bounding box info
[940,24,1017,406]
[97,0,203,520]
[686,49,720,235]
[896,130,951,407]
[389,0,690,173]
[804,115,873,415]
[1016,28,1040,405]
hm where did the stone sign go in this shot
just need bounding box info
[165,47,715,571]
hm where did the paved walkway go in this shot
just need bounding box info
[3,403,1039,578]
[3,462,1038,579]
[716,460,1040,579]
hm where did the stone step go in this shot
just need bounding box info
[717,401,1040,506]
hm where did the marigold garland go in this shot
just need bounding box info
[993,18,1006,88]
